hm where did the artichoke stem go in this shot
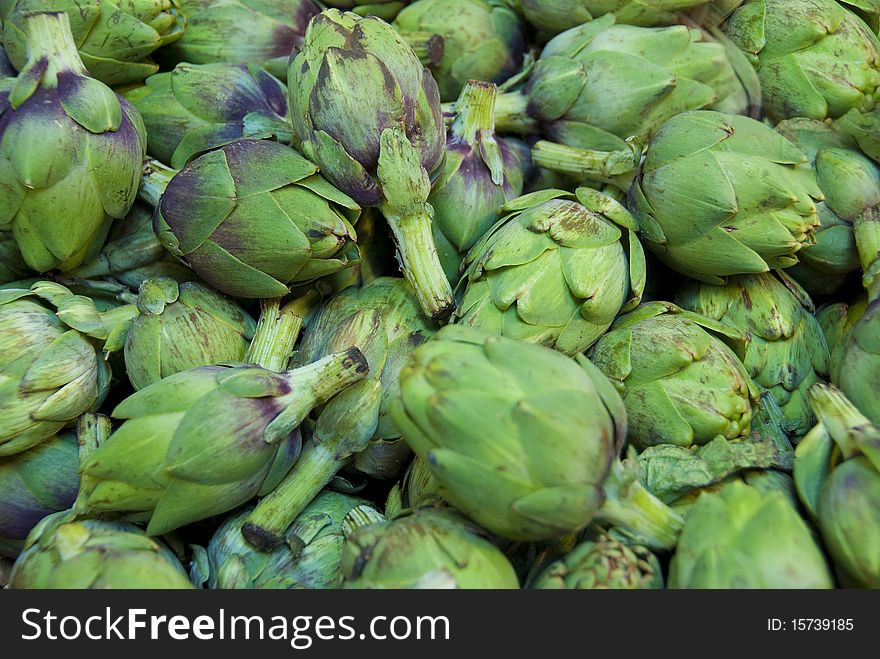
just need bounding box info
[23,12,87,77]
[594,461,685,552]
[382,205,455,320]
[855,205,880,302]
[398,30,444,67]
[246,294,318,371]
[808,383,878,463]
[139,159,178,207]
[531,140,641,189]
[492,90,538,134]
[453,80,498,144]
[242,440,347,552]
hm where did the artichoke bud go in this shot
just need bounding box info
[1,1,185,86]
[9,518,192,589]
[0,11,146,273]
[340,509,521,589]
[160,0,321,79]
[76,348,369,536]
[520,0,711,35]
[153,139,360,299]
[0,431,79,558]
[393,0,525,102]
[124,277,257,390]
[833,299,880,425]
[125,62,293,168]
[456,187,645,356]
[323,1,409,21]
[835,107,880,166]
[430,80,525,283]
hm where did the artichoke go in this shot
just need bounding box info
[393,0,525,102]
[9,517,192,589]
[392,325,684,547]
[341,509,520,588]
[530,532,663,589]
[124,277,256,391]
[669,481,833,588]
[487,15,752,180]
[0,281,135,456]
[1,1,184,86]
[288,9,453,319]
[630,111,822,283]
[151,140,360,299]
[325,1,409,21]
[455,187,645,355]
[0,431,78,557]
[833,299,880,424]
[589,301,757,449]
[726,0,880,122]
[160,0,320,79]
[0,12,146,273]
[836,107,880,165]
[794,384,880,587]
[816,295,867,386]
[191,493,383,589]
[520,0,710,35]
[242,278,436,551]
[124,62,292,169]
[385,456,443,518]
[676,271,830,437]
[430,80,524,283]
[775,118,880,296]
[76,349,369,536]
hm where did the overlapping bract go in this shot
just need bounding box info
[520,0,710,35]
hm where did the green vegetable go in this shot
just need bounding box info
[834,299,880,424]
[0,281,136,456]
[124,277,256,390]
[385,456,443,518]
[726,0,880,122]
[150,140,360,299]
[836,107,880,165]
[430,80,524,283]
[191,492,383,589]
[394,0,524,101]
[590,301,757,449]
[520,0,710,35]
[1,1,184,86]
[816,296,867,386]
[325,1,409,21]
[631,111,822,283]
[676,271,830,437]
[160,0,321,79]
[125,62,293,169]
[392,325,684,547]
[530,532,663,589]
[288,9,453,319]
[669,481,834,588]
[0,12,146,272]
[341,509,520,588]
[455,187,644,355]
[9,517,192,589]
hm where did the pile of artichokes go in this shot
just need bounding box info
[0,0,878,590]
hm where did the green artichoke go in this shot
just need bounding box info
[160,0,320,79]
[124,62,292,169]
[455,187,645,355]
[775,118,880,296]
[152,140,360,299]
[430,80,524,283]
[726,0,880,122]
[392,325,684,546]
[341,509,520,588]
[836,107,880,164]
[192,492,383,589]
[385,456,443,518]
[794,384,880,587]
[520,0,710,35]
[0,12,146,273]
[530,532,663,589]
[816,295,867,386]
[488,15,752,181]
[0,431,78,557]
[124,277,256,391]
[0,230,29,285]
[9,517,192,589]
[669,481,833,588]
[323,1,409,21]
[76,349,369,536]
[676,272,829,437]
[590,301,757,449]
[241,278,436,550]
[0,281,135,456]
[833,299,880,424]
[288,9,453,319]
[393,0,524,102]
[631,111,822,283]
[1,1,184,86]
